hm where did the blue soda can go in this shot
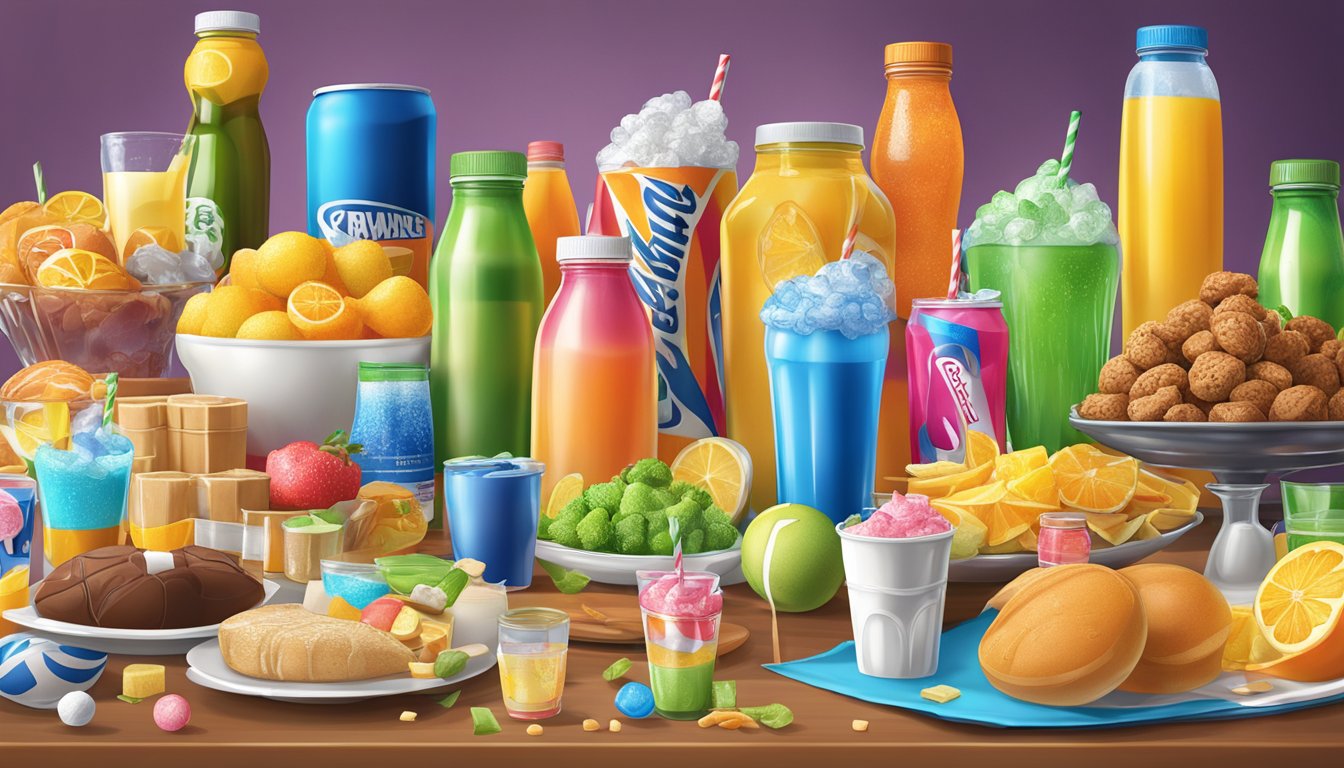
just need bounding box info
[443,457,543,589]
[306,84,436,287]
[0,474,37,578]
[350,362,435,521]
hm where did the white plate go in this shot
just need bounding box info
[185,637,496,704]
[534,539,746,586]
[1,579,281,655]
[946,512,1204,582]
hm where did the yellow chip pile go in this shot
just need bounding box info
[890,437,1200,560]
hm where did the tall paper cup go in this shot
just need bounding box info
[837,522,952,678]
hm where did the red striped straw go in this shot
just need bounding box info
[840,217,860,260]
[709,53,731,101]
[946,228,962,299]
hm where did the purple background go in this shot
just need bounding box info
[1,0,1342,384]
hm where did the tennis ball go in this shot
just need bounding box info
[741,503,844,612]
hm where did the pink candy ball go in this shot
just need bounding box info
[153,694,191,732]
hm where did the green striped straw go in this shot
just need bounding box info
[102,373,118,430]
[32,161,46,205]
[1056,110,1081,184]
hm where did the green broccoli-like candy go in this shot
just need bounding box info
[584,481,624,513]
[548,516,581,549]
[668,479,695,498]
[649,530,674,556]
[537,514,553,540]
[558,497,589,527]
[610,475,628,493]
[614,514,648,555]
[671,480,715,509]
[577,508,615,551]
[706,522,738,552]
[628,458,673,489]
[619,482,664,518]
[652,488,677,508]
[683,528,706,554]
[703,505,732,529]
[643,506,669,533]
[665,499,703,536]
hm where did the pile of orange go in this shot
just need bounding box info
[177,231,432,341]
[891,438,1199,559]
[0,192,141,291]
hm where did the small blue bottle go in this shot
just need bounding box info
[350,362,435,521]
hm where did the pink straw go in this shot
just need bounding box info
[946,228,962,299]
[709,53,731,101]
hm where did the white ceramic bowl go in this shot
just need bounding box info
[175,334,430,461]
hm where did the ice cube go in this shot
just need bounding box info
[991,190,1018,214]
[127,245,185,285]
[1036,158,1062,177]
[73,430,111,459]
[1003,218,1040,244]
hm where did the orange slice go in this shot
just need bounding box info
[1005,465,1059,506]
[35,248,137,290]
[287,280,363,340]
[670,437,752,525]
[964,430,999,469]
[1049,444,1138,513]
[545,473,584,519]
[1254,541,1344,657]
[122,225,183,260]
[908,459,994,499]
[42,191,105,227]
[994,445,1048,484]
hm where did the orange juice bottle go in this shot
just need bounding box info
[522,141,581,306]
[532,235,656,503]
[872,42,964,320]
[1119,25,1222,337]
[720,123,897,514]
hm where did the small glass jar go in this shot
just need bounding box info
[497,608,570,720]
[1037,512,1090,567]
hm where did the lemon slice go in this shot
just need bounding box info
[993,445,1048,483]
[7,402,71,459]
[42,191,105,227]
[0,565,29,596]
[757,202,825,290]
[1255,541,1344,656]
[671,437,751,525]
[1049,444,1138,513]
[905,461,965,479]
[545,473,584,519]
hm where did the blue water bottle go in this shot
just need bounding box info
[350,362,435,521]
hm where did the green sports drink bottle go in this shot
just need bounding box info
[429,151,544,516]
[1258,159,1344,329]
[184,10,271,274]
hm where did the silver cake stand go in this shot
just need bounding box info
[1069,411,1344,604]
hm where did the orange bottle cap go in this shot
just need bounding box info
[884,42,953,75]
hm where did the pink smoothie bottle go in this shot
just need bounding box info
[531,235,657,504]
[906,296,1009,463]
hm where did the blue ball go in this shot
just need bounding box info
[614,681,655,718]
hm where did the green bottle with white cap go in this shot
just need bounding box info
[429,151,543,498]
[1258,159,1344,329]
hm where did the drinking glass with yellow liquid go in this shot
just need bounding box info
[497,607,569,720]
[100,132,195,262]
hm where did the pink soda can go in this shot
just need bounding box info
[906,294,1009,464]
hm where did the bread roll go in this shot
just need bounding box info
[979,564,1147,706]
[220,604,416,682]
[1117,564,1231,693]
[34,545,262,629]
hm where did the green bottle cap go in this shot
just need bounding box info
[449,151,527,181]
[357,361,428,382]
[1270,159,1340,188]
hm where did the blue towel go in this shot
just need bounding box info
[766,611,1344,729]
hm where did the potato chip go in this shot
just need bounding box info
[1148,507,1198,532]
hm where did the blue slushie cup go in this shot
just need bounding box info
[443,457,543,589]
[761,253,894,523]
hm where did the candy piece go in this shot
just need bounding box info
[389,606,423,641]
[58,691,95,727]
[302,580,332,615]
[608,719,622,733]
[582,718,601,731]
[409,584,448,613]
[408,662,436,679]
[360,596,404,631]
[153,694,191,732]
[920,684,961,704]
[614,682,655,718]
[117,695,143,704]
[434,569,469,606]
[740,703,794,729]
[538,559,590,594]
[1231,681,1273,695]
[122,664,166,699]
[417,621,451,662]
[436,691,460,709]
[851,719,869,732]
[399,711,417,722]
[0,491,22,540]
[698,710,758,730]
[327,595,362,621]
[454,558,486,580]
[471,707,501,736]
[602,657,632,681]
[434,650,469,679]
[526,724,543,736]
[711,680,736,710]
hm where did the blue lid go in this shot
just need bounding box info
[1136,25,1208,53]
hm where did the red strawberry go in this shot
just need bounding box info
[266,430,363,510]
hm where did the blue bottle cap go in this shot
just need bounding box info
[1136,25,1208,54]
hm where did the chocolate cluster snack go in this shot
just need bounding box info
[1078,272,1344,422]
[34,545,263,629]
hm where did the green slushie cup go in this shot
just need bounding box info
[964,156,1119,452]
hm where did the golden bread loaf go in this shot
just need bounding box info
[1117,564,1232,693]
[219,604,416,682]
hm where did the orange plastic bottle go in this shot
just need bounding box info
[872,42,964,320]
[522,141,581,306]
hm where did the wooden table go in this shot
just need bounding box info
[2,519,1340,767]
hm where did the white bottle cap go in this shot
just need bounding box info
[755,122,864,148]
[556,236,632,263]
[195,10,261,35]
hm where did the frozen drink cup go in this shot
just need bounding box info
[637,569,723,720]
[838,494,953,678]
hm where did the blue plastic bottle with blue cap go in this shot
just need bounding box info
[1118,24,1223,337]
